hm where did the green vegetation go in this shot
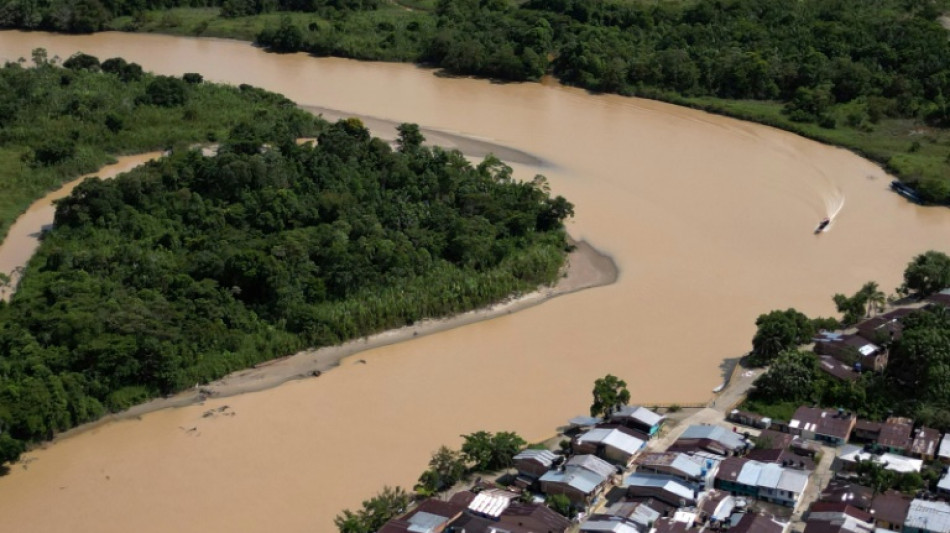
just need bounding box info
[748,309,836,366]
[833,281,887,327]
[589,373,631,418]
[5,0,950,200]
[414,430,526,495]
[746,251,950,430]
[334,485,411,533]
[0,49,319,243]
[546,493,574,518]
[900,250,950,297]
[0,109,573,466]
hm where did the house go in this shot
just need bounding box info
[836,444,923,473]
[852,419,884,442]
[791,436,822,458]
[729,409,772,429]
[910,427,941,461]
[668,425,749,456]
[513,449,558,479]
[870,490,910,531]
[817,355,860,381]
[491,502,572,533]
[539,454,616,507]
[803,502,875,533]
[789,407,857,445]
[714,457,809,508]
[877,417,914,454]
[818,480,874,511]
[747,427,814,468]
[609,406,666,437]
[855,308,915,344]
[927,288,950,307]
[578,515,643,533]
[814,331,887,372]
[634,452,715,487]
[728,512,789,533]
[442,491,572,533]
[938,471,950,498]
[903,499,950,533]
[378,498,465,533]
[698,489,735,524]
[624,473,698,508]
[603,498,667,531]
[938,434,950,463]
[574,427,646,466]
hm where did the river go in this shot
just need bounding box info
[0,31,948,533]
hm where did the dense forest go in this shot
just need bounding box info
[0,50,320,242]
[4,0,949,201]
[745,251,950,432]
[0,112,574,467]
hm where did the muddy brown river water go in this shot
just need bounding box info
[0,31,948,533]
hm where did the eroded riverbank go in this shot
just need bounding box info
[0,31,949,533]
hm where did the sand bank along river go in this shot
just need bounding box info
[0,31,949,533]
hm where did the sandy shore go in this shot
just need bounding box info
[48,237,618,442]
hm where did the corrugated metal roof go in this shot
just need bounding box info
[939,434,950,459]
[513,449,557,466]
[579,517,641,533]
[736,461,762,488]
[939,472,950,493]
[578,428,645,455]
[613,406,665,427]
[569,416,604,427]
[406,511,449,533]
[905,499,950,531]
[756,463,783,489]
[679,425,746,450]
[839,446,923,473]
[567,454,617,478]
[624,473,696,502]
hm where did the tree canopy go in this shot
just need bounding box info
[901,250,950,297]
[0,117,573,468]
[589,373,630,418]
[749,308,818,366]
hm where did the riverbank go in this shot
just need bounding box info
[47,236,617,443]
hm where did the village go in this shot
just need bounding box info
[375,290,950,533]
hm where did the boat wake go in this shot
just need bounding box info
[816,190,845,233]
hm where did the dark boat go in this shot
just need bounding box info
[891,180,923,203]
[815,218,831,234]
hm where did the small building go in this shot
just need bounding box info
[634,452,715,487]
[927,288,950,307]
[819,480,873,511]
[903,499,950,533]
[938,434,950,463]
[746,447,815,470]
[814,331,887,372]
[729,409,772,429]
[609,406,666,437]
[714,457,809,508]
[698,489,735,524]
[910,427,941,461]
[877,417,914,454]
[791,436,822,458]
[803,502,875,533]
[855,308,915,344]
[870,490,910,531]
[578,515,642,533]
[852,419,884,442]
[512,449,558,479]
[624,473,698,508]
[378,498,465,533]
[668,425,749,456]
[836,444,923,474]
[756,429,795,450]
[729,512,789,533]
[938,471,950,498]
[574,427,646,466]
[603,498,666,531]
[539,454,615,507]
[817,355,860,381]
[789,407,856,446]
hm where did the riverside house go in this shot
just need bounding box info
[634,452,718,488]
[668,425,749,456]
[910,427,941,461]
[608,406,666,438]
[813,331,887,372]
[573,427,646,466]
[877,417,914,454]
[903,499,950,533]
[512,449,558,480]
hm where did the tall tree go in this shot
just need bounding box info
[901,251,950,297]
[590,374,631,418]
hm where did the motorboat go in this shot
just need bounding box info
[815,217,831,234]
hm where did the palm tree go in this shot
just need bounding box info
[859,281,887,317]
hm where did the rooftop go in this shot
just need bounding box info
[513,449,558,467]
[677,425,746,451]
[790,407,856,440]
[611,406,665,427]
[578,515,641,533]
[577,427,646,455]
[877,417,913,449]
[939,434,950,460]
[624,473,696,504]
[838,444,923,473]
[870,490,911,526]
[634,452,705,478]
[819,480,873,510]
[905,499,950,532]
[567,454,618,478]
[911,427,940,457]
[729,513,788,533]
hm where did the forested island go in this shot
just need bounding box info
[2,0,949,202]
[0,95,575,467]
[0,49,320,242]
[743,250,950,431]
